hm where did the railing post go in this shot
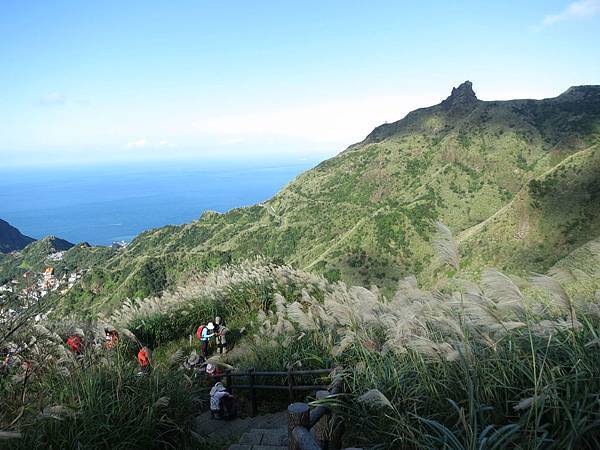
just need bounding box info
[330,367,345,450]
[288,402,310,450]
[287,366,295,403]
[313,390,331,449]
[249,367,257,417]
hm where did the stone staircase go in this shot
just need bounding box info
[193,410,288,450]
[228,427,288,450]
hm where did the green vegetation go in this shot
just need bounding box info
[4,222,599,448]
[2,83,600,316]
[2,82,600,447]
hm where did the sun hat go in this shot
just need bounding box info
[187,351,201,366]
[207,322,215,330]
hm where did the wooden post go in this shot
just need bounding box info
[287,366,295,403]
[249,367,257,417]
[291,427,322,450]
[226,369,233,394]
[288,402,310,450]
[313,390,331,449]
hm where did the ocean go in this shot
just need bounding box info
[0,157,322,246]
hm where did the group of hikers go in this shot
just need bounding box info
[3,316,235,419]
[63,316,235,419]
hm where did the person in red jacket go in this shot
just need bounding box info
[66,328,85,354]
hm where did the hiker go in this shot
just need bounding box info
[66,328,85,355]
[209,381,237,420]
[206,363,223,378]
[183,350,205,370]
[0,343,19,374]
[104,326,119,350]
[137,346,151,374]
[196,322,215,358]
[214,316,228,354]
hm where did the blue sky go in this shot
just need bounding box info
[1,0,599,167]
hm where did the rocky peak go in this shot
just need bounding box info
[441,81,478,110]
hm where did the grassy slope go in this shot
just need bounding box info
[10,83,600,314]
[457,143,600,277]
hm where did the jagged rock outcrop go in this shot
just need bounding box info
[440,80,478,112]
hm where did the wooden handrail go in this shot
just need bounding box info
[224,384,329,391]
[211,368,332,377]
[209,366,335,417]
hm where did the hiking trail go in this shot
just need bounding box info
[193,410,288,450]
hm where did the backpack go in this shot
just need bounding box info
[66,335,83,354]
[196,325,205,341]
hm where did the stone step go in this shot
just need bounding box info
[237,427,288,447]
[228,446,287,450]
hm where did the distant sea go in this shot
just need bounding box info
[0,157,322,246]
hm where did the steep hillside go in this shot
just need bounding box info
[457,143,600,277]
[15,82,600,312]
[0,236,75,284]
[0,218,35,253]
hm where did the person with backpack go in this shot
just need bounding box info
[196,322,215,358]
[214,316,228,355]
[66,328,85,355]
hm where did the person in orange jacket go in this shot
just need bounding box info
[137,346,151,374]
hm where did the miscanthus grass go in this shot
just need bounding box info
[3,225,599,449]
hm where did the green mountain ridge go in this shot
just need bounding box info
[4,81,600,315]
[0,218,35,253]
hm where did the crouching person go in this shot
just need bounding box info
[209,381,237,420]
[137,346,151,375]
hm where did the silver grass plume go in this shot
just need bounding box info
[432,222,460,270]
[153,397,170,409]
[0,431,22,440]
[357,389,393,409]
[169,348,186,367]
[531,273,577,326]
[481,268,523,307]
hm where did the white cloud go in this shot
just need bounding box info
[188,92,440,146]
[126,138,172,149]
[125,138,147,148]
[539,0,600,28]
[39,92,66,106]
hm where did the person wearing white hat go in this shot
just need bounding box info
[200,322,215,358]
[209,381,228,419]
